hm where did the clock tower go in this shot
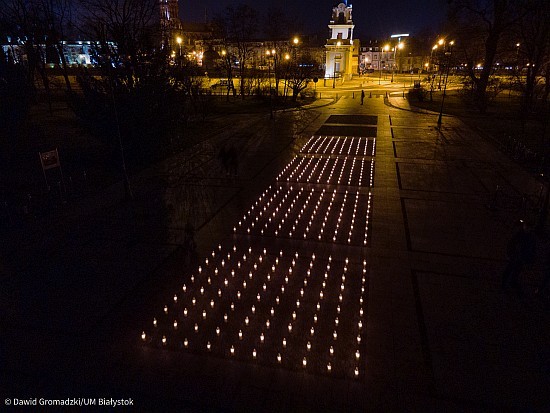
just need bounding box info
[325,2,360,82]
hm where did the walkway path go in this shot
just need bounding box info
[1,93,549,412]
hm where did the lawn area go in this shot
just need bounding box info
[410,89,548,172]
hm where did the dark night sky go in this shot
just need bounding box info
[180,0,448,39]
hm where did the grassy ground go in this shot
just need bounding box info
[410,89,548,172]
[0,88,309,222]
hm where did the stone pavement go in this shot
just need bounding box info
[1,93,549,412]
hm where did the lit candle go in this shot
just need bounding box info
[253,348,257,359]
[224,313,228,322]
[302,357,307,367]
[230,345,235,356]
[141,331,146,341]
[266,320,270,329]
[182,284,187,292]
[153,318,157,327]
[202,310,207,319]
[330,346,334,356]
[164,305,168,314]
[288,323,293,333]
[333,330,337,340]
[310,327,314,336]
[162,336,167,346]
[354,367,359,377]
[207,341,211,351]
[327,362,332,372]
[283,337,287,348]
[194,323,199,332]
[260,333,265,343]
[245,316,249,325]
[307,341,311,351]
[184,338,188,348]
[239,330,243,340]
[216,326,221,336]
[277,353,282,363]
[292,311,296,320]
[210,299,215,308]
[173,320,178,329]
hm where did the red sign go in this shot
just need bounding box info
[39,149,60,170]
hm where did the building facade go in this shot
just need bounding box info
[325,2,360,80]
[160,0,183,48]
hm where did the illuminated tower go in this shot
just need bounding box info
[325,2,360,82]
[160,0,182,47]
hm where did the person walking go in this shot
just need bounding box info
[501,220,536,293]
[360,90,365,105]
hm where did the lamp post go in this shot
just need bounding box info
[437,39,445,89]
[333,40,342,89]
[266,49,274,119]
[437,40,454,128]
[176,36,183,67]
[380,44,389,85]
[391,42,404,83]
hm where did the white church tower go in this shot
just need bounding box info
[325,2,360,82]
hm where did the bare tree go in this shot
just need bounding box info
[38,0,74,94]
[514,0,550,116]
[215,4,258,99]
[0,0,54,111]
[285,50,319,101]
[78,0,159,64]
[449,0,524,111]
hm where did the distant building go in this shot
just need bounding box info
[160,0,183,48]
[359,38,428,74]
[325,2,360,80]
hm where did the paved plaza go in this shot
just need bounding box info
[1,92,549,411]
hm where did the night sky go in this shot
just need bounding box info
[180,0,448,39]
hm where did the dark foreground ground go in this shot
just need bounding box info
[1,93,549,412]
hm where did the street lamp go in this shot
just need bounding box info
[391,42,404,83]
[176,36,183,66]
[333,40,342,89]
[266,50,274,119]
[437,40,454,127]
[380,44,390,85]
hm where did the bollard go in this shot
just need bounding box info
[369,92,372,98]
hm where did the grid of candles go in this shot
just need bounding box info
[234,185,371,246]
[142,245,367,379]
[142,134,374,379]
[276,156,374,187]
[300,136,376,157]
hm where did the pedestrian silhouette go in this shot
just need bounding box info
[501,220,536,293]
[360,90,365,105]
